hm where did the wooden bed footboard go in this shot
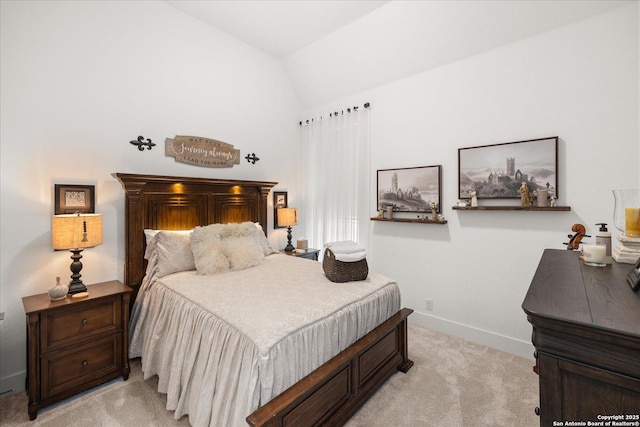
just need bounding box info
[247,307,414,427]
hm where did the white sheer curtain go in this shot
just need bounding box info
[300,106,371,253]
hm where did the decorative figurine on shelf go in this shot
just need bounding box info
[549,195,557,208]
[430,201,438,221]
[564,223,590,250]
[376,209,384,219]
[469,188,478,207]
[518,182,534,207]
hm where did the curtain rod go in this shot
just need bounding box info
[299,102,370,126]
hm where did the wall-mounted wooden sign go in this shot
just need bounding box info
[165,135,241,168]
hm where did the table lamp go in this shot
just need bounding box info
[277,208,298,252]
[52,213,103,294]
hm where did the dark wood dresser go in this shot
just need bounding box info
[22,280,132,420]
[522,249,640,425]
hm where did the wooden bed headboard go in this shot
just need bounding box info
[113,173,277,298]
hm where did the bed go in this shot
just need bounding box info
[114,173,413,427]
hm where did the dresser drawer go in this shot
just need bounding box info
[43,297,121,351]
[41,334,122,399]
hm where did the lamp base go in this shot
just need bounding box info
[67,249,87,294]
[283,226,295,252]
[68,281,88,294]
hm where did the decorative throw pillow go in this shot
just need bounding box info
[191,222,265,274]
[226,236,265,271]
[191,239,230,275]
[191,221,253,239]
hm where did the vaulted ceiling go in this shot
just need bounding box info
[166,0,389,59]
[166,0,633,107]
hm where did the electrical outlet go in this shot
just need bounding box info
[425,299,433,311]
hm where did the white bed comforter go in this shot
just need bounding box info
[130,253,400,427]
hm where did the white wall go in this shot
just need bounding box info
[302,4,639,357]
[0,0,300,393]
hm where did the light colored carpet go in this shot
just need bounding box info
[0,324,539,426]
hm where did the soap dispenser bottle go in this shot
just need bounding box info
[595,223,612,264]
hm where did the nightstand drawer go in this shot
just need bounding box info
[42,334,122,399]
[44,297,121,350]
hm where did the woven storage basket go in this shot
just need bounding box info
[323,248,368,283]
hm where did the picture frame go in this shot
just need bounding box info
[54,184,95,215]
[626,258,640,292]
[458,136,558,200]
[377,165,442,213]
[273,191,288,229]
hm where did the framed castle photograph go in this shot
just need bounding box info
[377,165,442,213]
[458,136,558,199]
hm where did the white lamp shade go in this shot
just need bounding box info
[52,213,103,250]
[277,208,298,227]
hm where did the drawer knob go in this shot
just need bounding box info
[535,407,540,416]
[533,350,538,359]
[81,319,88,325]
[82,360,88,367]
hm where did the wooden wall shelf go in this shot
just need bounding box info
[452,206,571,211]
[370,217,447,224]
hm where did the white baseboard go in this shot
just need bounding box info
[409,311,535,360]
[1,371,26,395]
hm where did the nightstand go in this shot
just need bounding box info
[22,280,132,420]
[280,248,320,261]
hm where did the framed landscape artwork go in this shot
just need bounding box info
[458,136,558,199]
[377,165,442,213]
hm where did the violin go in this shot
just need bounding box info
[564,223,590,250]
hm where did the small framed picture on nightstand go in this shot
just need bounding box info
[626,258,640,292]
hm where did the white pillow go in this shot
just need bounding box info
[143,229,160,260]
[254,223,274,256]
[144,229,192,260]
[147,230,195,277]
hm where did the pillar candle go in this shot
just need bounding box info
[537,189,547,207]
[386,206,393,218]
[625,207,640,237]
